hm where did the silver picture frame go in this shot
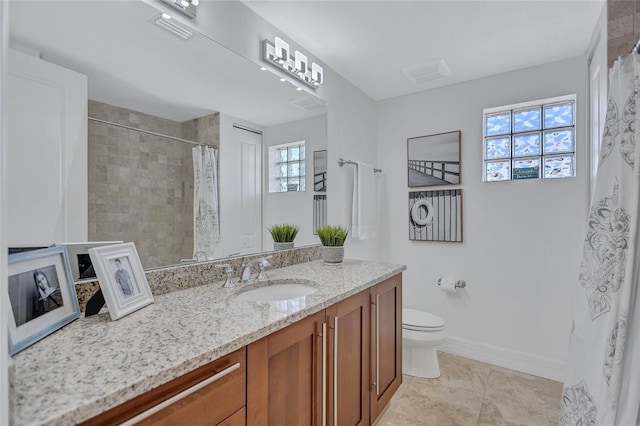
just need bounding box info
[7,246,80,355]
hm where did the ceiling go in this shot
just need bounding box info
[8,1,325,125]
[244,0,605,101]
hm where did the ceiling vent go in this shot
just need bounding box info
[149,13,193,40]
[290,96,326,111]
[402,59,451,84]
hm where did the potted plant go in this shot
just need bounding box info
[316,225,349,265]
[268,224,299,250]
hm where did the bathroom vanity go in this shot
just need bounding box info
[11,259,405,425]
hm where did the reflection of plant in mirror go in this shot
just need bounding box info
[268,224,299,242]
[316,226,349,247]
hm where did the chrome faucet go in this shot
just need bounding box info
[240,256,272,283]
[215,264,236,288]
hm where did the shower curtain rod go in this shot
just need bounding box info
[338,157,382,173]
[88,117,218,149]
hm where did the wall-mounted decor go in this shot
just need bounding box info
[409,189,462,242]
[89,242,154,321]
[407,131,461,187]
[313,150,327,192]
[313,194,327,234]
[7,246,80,355]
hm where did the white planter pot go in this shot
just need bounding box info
[322,246,344,265]
[273,242,294,251]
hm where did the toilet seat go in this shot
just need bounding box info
[402,308,445,331]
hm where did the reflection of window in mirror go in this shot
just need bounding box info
[313,150,327,192]
[268,141,306,192]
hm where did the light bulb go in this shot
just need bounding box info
[180,0,189,7]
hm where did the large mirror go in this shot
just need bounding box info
[8,1,327,270]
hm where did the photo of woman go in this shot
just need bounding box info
[32,269,64,318]
[9,265,64,326]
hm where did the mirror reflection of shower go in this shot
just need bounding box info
[88,102,219,269]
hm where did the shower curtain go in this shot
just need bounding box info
[192,145,220,260]
[561,52,640,425]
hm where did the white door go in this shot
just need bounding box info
[7,49,87,246]
[219,125,262,257]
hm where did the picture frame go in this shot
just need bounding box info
[407,130,461,187]
[409,189,463,242]
[7,246,80,355]
[57,241,124,281]
[88,242,154,321]
[313,150,327,192]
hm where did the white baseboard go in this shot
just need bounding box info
[438,336,567,382]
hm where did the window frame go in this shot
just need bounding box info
[268,141,306,193]
[482,94,577,182]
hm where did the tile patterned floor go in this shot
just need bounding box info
[374,352,563,426]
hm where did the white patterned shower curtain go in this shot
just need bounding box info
[192,145,220,260]
[561,52,640,425]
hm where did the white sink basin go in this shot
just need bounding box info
[236,283,317,302]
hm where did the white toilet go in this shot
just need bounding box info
[402,308,447,378]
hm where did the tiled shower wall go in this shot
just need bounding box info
[88,101,219,269]
[608,0,640,67]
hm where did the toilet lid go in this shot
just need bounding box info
[402,308,445,331]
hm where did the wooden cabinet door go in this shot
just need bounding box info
[327,291,370,426]
[369,275,403,422]
[247,310,326,426]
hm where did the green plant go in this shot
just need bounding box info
[316,225,349,247]
[268,224,299,242]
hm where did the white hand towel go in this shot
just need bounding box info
[352,161,376,239]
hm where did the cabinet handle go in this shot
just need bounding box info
[322,322,327,426]
[119,362,241,425]
[376,294,380,396]
[333,316,339,426]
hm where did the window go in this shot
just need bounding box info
[268,141,306,192]
[483,95,576,182]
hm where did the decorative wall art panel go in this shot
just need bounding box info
[409,189,462,242]
[407,130,461,187]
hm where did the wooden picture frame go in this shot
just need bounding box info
[7,246,80,355]
[89,242,154,321]
[407,131,461,187]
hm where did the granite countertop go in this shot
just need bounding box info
[12,259,406,426]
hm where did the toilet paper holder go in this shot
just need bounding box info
[438,277,467,289]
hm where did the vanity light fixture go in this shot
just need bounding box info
[161,0,198,19]
[263,36,324,89]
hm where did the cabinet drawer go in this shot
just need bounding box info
[81,348,246,426]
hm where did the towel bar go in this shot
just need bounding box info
[338,157,382,173]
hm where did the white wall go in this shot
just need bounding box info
[377,57,589,380]
[262,115,327,250]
